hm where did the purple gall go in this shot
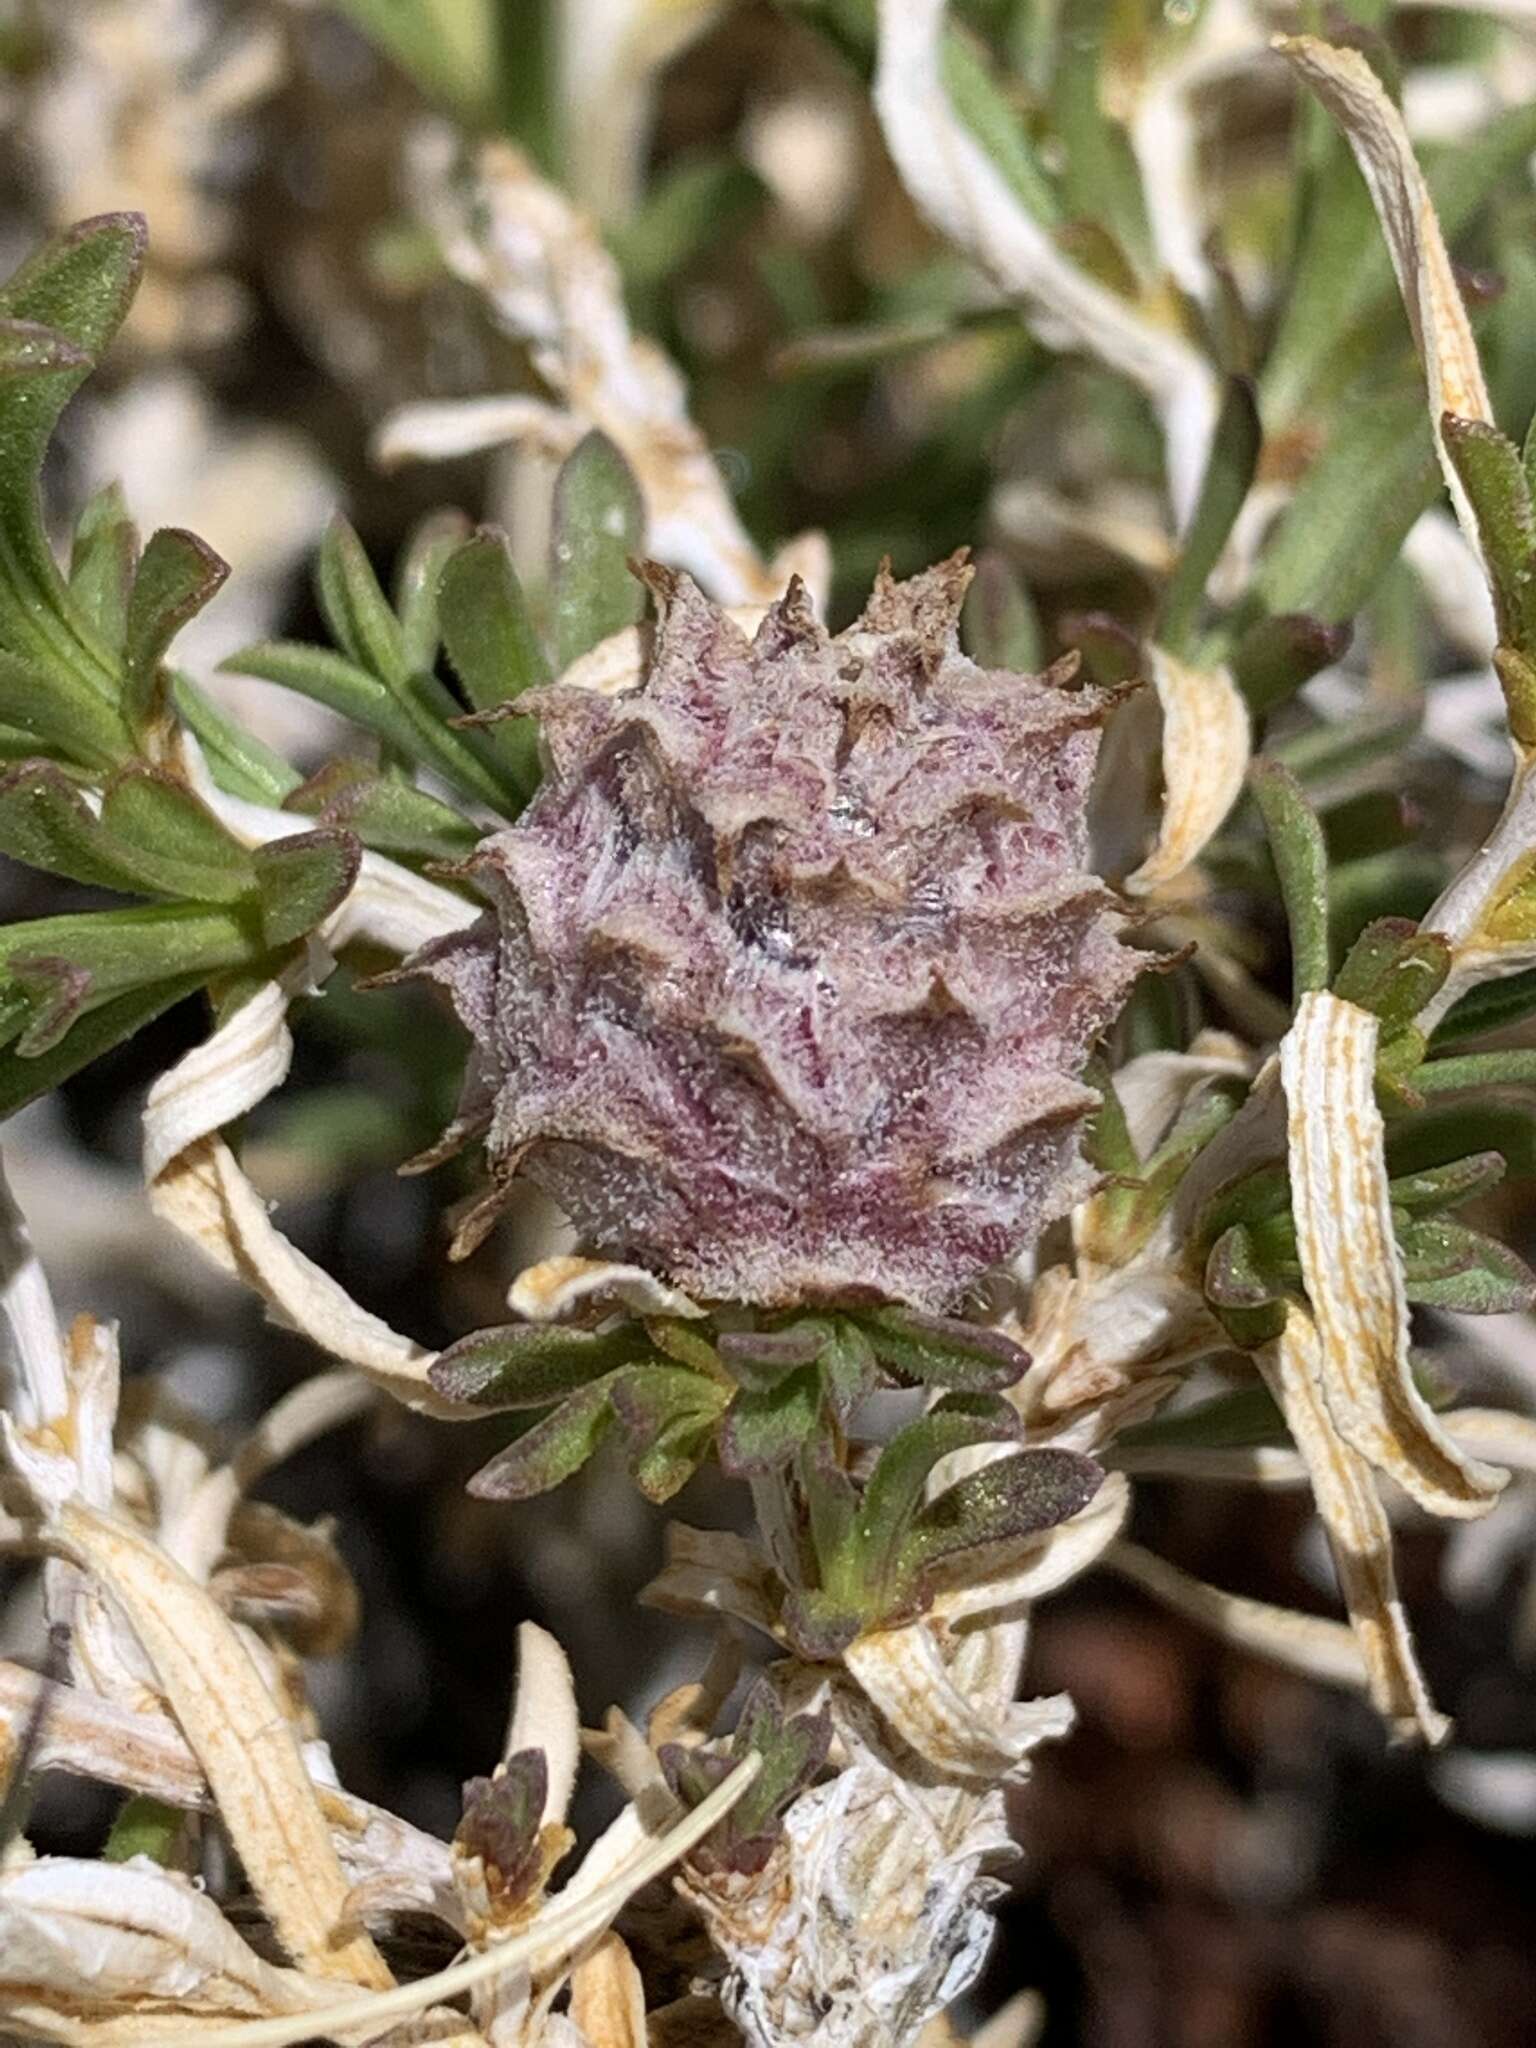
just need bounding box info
[408,554,1145,1311]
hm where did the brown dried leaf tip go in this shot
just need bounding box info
[411,554,1144,1309]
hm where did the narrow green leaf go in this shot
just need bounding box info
[284,758,477,864]
[0,645,130,771]
[465,1380,618,1500]
[439,530,549,801]
[1397,1218,1536,1313]
[1442,414,1536,659]
[102,1795,185,1866]
[252,831,359,950]
[942,21,1059,225]
[68,481,137,651]
[98,769,254,901]
[1254,385,1438,623]
[610,1365,730,1501]
[851,1398,1022,1602]
[716,1367,821,1477]
[0,215,145,696]
[1388,1101,1536,1181]
[1332,917,1450,1029]
[394,508,472,675]
[224,639,516,813]
[316,516,409,687]
[1250,758,1330,999]
[716,1323,829,1390]
[1432,965,1536,1046]
[853,1306,1030,1392]
[818,1320,879,1424]
[1411,1050,1536,1094]
[124,528,229,731]
[1230,613,1352,718]
[1389,1150,1505,1215]
[901,1448,1104,1591]
[549,432,645,672]
[0,970,204,1120]
[962,549,1041,671]
[0,759,141,890]
[1159,379,1262,658]
[429,1320,657,1410]
[1204,1223,1287,1310]
[1049,0,1153,274]
[171,673,300,806]
[1115,1383,1290,1455]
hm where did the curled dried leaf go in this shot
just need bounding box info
[1124,649,1250,896]
[1279,991,1506,1517]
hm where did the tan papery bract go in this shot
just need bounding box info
[1124,649,1250,897]
[45,1500,393,1988]
[1274,35,1493,561]
[1280,991,1505,1517]
[1255,1309,1449,1744]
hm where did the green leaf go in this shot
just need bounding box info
[98,769,255,901]
[1205,1223,1286,1310]
[124,529,228,732]
[1250,758,1330,1000]
[1411,1050,1536,1095]
[465,1379,619,1500]
[252,831,359,950]
[439,530,549,802]
[1049,0,1152,273]
[849,1395,1022,1603]
[1332,917,1450,1029]
[900,1448,1104,1592]
[610,1364,731,1502]
[1159,378,1262,658]
[68,480,137,651]
[1441,415,1536,657]
[1396,1218,1536,1313]
[962,549,1041,671]
[613,151,766,293]
[716,1323,829,1391]
[1229,613,1352,718]
[717,1367,821,1477]
[1432,964,1536,1044]
[0,645,130,771]
[394,508,472,675]
[284,758,478,864]
[818,1319,880,1424]
[316,516,409,688]
[549,432,645,672]
[1115,1383,1290,1454]
[103,1795,184,1866]
[0,319,89,381]
[1388,1100,1536,1181]
[223,640,517,813]
[0,215,145,697]
[852,1306,1029,1392]
[0,971,204,1120]
[171,673,300,806]
[942,20,1059,226]
[0,759,143,891]
[428,1320,658,1410]
[1254,385,1438,624]
[1389,1150,1505,1215]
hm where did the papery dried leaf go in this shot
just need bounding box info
[1254,1308,1448,1743]
[1124,649,1250,895]
[843,1620,1074,1780]
[1279,991,1505,1516]
[48,1500,392,1988]
[875,0,1218,525]
[506,1257,703,1325]
[567,1934,647,2048]
[0,1855,348,2036]
[1274,36,1493,558]
[505,1623,581,1828]
[159,1753,761,2048]
[1105,1536,1371,1695]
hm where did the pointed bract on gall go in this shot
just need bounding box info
[408,555,1145,1309]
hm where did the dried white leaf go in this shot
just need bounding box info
[842,1620,1074,1781]
[1124,648,1250,896]
[1273,35,1493,557]
[0,1855,348,2038]
[45,1499,393,1989]
[390,133,826,609]
[0,1155,69,1429]
[506,1258,704,1326]
[640,1524,782,1639]
[1254,1308,1448,1743]
[557,0,728,222]
[1110,1034,1254,1160]
[565,1933,646,2048]
[1280,990,1506,1517]
[505,1623,581,1828]
[172,1753,761,2048]
[874,0,1219,526]
[1105,1538,1371,1695]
